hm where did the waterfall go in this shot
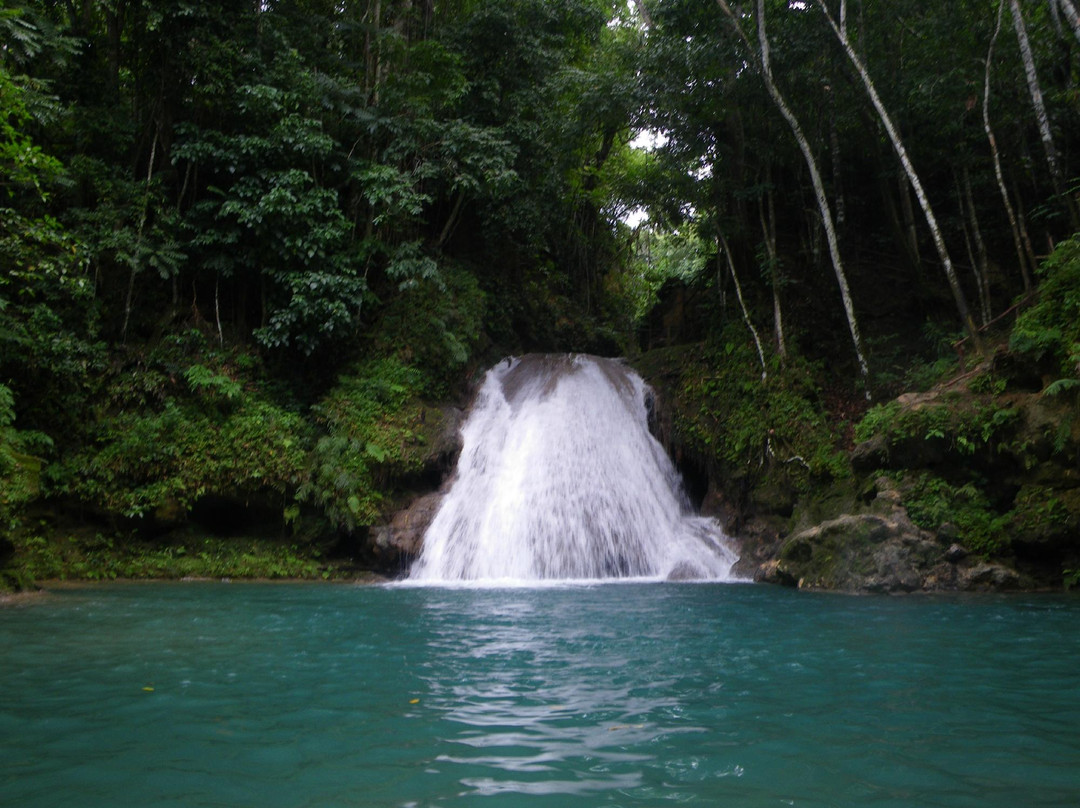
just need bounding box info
[408,354,740,583]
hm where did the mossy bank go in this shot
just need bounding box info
[633,239,1080,592]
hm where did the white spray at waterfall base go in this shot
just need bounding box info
[408,354,740,583]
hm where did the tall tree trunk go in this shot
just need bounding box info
[957,167,991,325]
[1009,0,1064,193]
[1058,0,1080,45]
[1011,169,1040,273]
[759,177,786,360]
[716,0,870,386]
[364,0,383,104]
[122,135,158,344]
[814,0,982,351]
[958,200,983,324]
[984,0,1033,292]
[630,0,653,28]
[718,231,767,382]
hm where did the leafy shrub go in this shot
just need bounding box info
[0,383,52,529]
[901,472,1008,555]
[854,398,1017,456]
[300,358,445,529]
[667,331,849,487]
[49,343,310,520]
[55,397,308,519]
[371,264,486,397]
[1011,235,1080,389]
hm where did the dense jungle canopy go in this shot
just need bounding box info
[1,0,1078,587]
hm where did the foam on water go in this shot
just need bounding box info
[409,354,740,582]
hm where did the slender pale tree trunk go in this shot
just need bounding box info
[123,135,158,344]
[958,167,991,324]
[716,0,870,386]
[1009,0,1064,194]
[828,93,846,226]
[813,0,982,351]
[630,0,653,28]
[1058,0,1080,45]
[898,173,921,267]
[718,231,768,382]
[1011,170,1040,272]
[957,202,984,324]
[759,179,787,360]
[983,0,1033,291]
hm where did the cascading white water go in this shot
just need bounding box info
[408,354,740,583]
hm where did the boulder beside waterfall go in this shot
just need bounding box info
[753,477,1025,593]
[370,492,446,568]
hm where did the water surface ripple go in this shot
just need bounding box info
[2,583,1078,807]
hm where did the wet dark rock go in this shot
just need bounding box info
[370,492,445,567]
[756,558,797,587]
[772,510,939,593]
[958,562,1022,591]
[945,543,969,562]
[851,435,888,472]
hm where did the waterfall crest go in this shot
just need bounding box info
[408,354,739,583]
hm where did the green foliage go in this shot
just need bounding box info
[52,344,309,520]
[899,472,1008,556]
[968,371,1007,396]
[301,358,440,529]
[66,160,186,305]
[904,357,959,394]
[617,226,709,323]
[854,398,1018,456]
[901,475,1079,560]
[0,64,65,201]
[663,332,849,490]
[853,400,901,444]
[371,264,486,396]
[9,530,336,582]
[1011,236,1080,388]
[0,383,50,530]
[1008,485,1074,542]
[1065,568,1080,591]
[183,364,242,403]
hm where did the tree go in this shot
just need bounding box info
[983,0,1034,292]
[717,0,870,386]
[813,0,982,350]
[1009,0,1064,194]
[1057,0,1080,45]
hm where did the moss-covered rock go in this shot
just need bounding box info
[767,476,940,593]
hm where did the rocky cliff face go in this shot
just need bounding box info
[637,346,1080,593]
[753,477,1027,593]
